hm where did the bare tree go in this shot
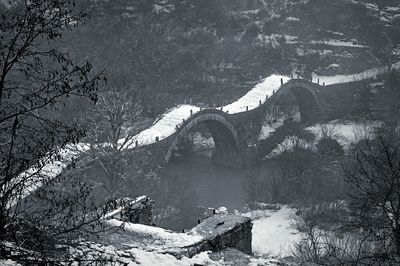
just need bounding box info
[367,27,400,124]
[0,0,114,263]
[87,77,146,149]
[344,133,400,261]
[83,75,153,198]
[292,203,379,265]
[369,31,400,73]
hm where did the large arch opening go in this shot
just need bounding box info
[289,86,320,124]
[159,111,246,228]
[165,112,241,166]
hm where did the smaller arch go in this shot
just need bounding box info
[165,110,241,164]
[271,79,322,124]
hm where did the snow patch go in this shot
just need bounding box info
[307,121,381,149]
[266,136,314,158]
[386,6,400,12]
[243,206,300,257]
[328,63,340,69]
[285,16,300,22]
[311,39,366,48]
[0,259,22,266]
[259,117,285,140]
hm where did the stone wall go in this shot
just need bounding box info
[182,214,253,257]
[103,199,253,259]
[105,196,154,225]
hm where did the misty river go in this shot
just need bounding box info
[162,150,247,212]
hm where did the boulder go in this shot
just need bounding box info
[184,214,252,257]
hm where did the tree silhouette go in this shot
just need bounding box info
[0,0,111,263]
[345,134,400,261]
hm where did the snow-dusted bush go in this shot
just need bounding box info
[246,142,345,205]
[292,202,400,265]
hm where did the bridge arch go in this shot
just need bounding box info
[165,110,241,165]
[272,79,321,124]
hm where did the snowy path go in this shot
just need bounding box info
[5,143,90,208]
[313,61,400,86]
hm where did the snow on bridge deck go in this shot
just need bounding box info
[120,75,290,149]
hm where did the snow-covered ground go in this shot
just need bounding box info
[125,249,222,266]
[307,120,381,149]
[71,245,280,266]
[266,136,314,158]
[259,117,285,140]
[243,205,300,258]
[265,120,381,158]
[126,247,280,266]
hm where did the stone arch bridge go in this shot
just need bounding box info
[139,78,344,168]
[10,68,383,206]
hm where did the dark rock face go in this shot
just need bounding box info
[183,214,253,257]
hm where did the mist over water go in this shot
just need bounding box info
[163,149,247,211]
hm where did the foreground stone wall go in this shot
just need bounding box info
[183,214,253,257]
[103,198,252,259]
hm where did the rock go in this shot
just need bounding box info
[183,214,252,257]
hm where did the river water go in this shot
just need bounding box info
[162,150,248,211]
